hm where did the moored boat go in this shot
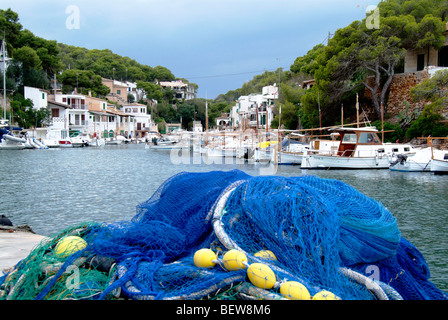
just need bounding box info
[0,121,26,150]
[301,126,414,170]
[430,158,448,174]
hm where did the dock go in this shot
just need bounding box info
[0,227,47,276]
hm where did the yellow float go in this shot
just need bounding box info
[312,290,340,300]
[279,281,311,300]
[222,249,248,271]
[246,263,276,289]
[193,248,218,268]
[54,236,87,258]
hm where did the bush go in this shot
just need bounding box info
[405,113,448,140]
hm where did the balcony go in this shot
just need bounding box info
[70,104,87,110]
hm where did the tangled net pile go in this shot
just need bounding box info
[1,170,446,300]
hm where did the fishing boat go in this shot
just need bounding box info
[430,157,448,174]
[389,147,447,172]
[390,147,430,172]
[429,138,448,174]
[301,126,414,169]
[145,137,189,150]
[391,137,448,174]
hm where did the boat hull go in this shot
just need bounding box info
[277,151,303,165]
[301,153,390,169]
[0,134,26,150]
[430,158,448,174]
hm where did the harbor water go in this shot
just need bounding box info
[1,144,447,292]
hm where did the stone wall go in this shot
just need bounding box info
[386,70,430,120]
[361,70,431,123]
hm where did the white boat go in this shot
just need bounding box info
[33,138,48,149]
[389,147,434,172]
[301,127,414,170]
[70,133,89,147]
[0,134,26,150]
[431,158,448,174]
[0,121,26,150]
[105,135,130,145]
[146,138,189,150]
[274,135,311,165]
[42,129,72,148]
[87,137,105,147]
[26,138,40,149]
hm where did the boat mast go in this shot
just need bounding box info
[2,31,6,121]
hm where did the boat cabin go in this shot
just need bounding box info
[330,127,382,157]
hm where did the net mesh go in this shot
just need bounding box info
[1,169,446,300]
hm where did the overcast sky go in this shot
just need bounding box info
[1,0,380,99]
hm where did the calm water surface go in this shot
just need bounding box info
[1,144,447,291]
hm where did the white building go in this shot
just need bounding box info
[52,93,90,135]
[24,86,72,144]
[121,103,157,138]
[159,80,196,100]
[230,85,277,130]
[24,86,48,110]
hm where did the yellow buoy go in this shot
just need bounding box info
[54,236,87,258]
[193,248,217,268]
[279,281,311,300]
[222,249,248,271]
[247,263,276,289]
[312,290,340,300]
[254,250,277,261]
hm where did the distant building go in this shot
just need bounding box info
[52,93,89,135]
[24,86,49,110]
[102,78,129,104]
[404,22,448,72]
[121,103,157,138]
[159,80,196,100]
[301,79,316,90]
[230,85,277,131]
[216,113,231,128]
[192,121,203,133]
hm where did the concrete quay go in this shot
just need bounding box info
[0,227,47,276]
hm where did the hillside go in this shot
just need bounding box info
[216,0,448,141]
[57,43,175,83]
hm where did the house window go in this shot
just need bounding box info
[51,108,59,118]
[117,90,121,95]
[42,93,45,99]
[62,98,67,103]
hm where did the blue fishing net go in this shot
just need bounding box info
[1,169,446,300]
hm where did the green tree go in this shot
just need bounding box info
[153,66,175,82]
[136,81,163,102]
[290,44,325,75]
[177,102,196,129]
[0,8,23,54]
[10,93,50,128]
[58,69,110,97]
[13,46,42,69]
[156,101,178,123]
